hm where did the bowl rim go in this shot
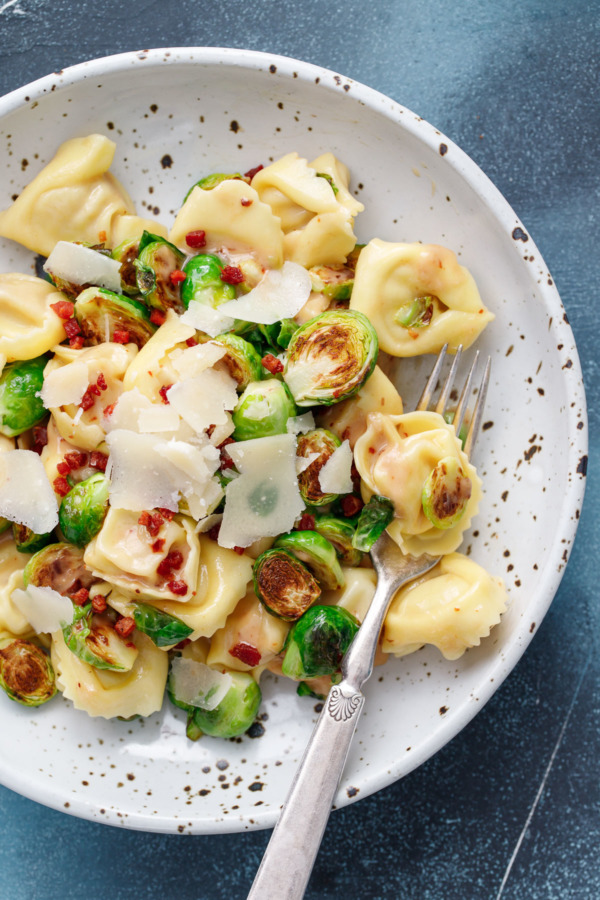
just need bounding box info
[0,47,588,833]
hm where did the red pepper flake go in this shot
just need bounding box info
[207,523,221,542]
[218,437,236,469]
[65,451,88,470]
[115,616,136,638]
[149,309,166,326]
[63,317,82,339]
[113,328,130,344]
[220,265,244,285]
[240,198,253,207]
[103,402,115,418]
[185,230,207,249]
[261,353,284,375]
[56,461,70,476]
[297,513,316,531]
[229,642,261,668]
[69,336,85,350]
[157,508,174,520]
[53,475,71,497]
[244,164,263,180]
[350,461,361,493]
[157,550,184,577]
[138,510,163,538]
[91,594,107,614]
[174,638,191,650]
[70,587,90,606]
[233,546,246,555]
[32,424,48,455]
[158,384,172,404]
[50,300,75,320]
[151,538,166,554]
[79,385,99,411]
[166,580,188,596]
[169,269,187,285]
[340,495,363,517]
[89,450,108,471]
[96,372,108,392]
[185,336,198,347]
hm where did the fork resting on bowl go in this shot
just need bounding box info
[247,345,491,900]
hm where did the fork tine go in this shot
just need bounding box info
[453,350,480,436]
[462,354,491,458]
[415,343,448,411]
[435,344,462,416]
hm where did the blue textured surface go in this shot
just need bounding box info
[0,1,597,897]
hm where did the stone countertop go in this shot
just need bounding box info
[0,1,597,897]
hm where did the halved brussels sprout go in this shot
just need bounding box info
[0,637,57,706]
[352,495,395,551]
[283,310,378,407]
[313,514,363,567]
[12,523,55,555]
[253,548,321,621]
[212,333,264,390]
[58,473,110,548]
[184,172,243,202]
[135,231,186,312]
[281,605,359,680]
[232,379,297,441]
[394,295,435,328]
[132,602,193,648]
[74,286,156,347]
[308,245,363,301]
[180,253,236,310]
[186,670,261,739]
[0,356,47,437]
[274,530,345,591]
[256,318,299,352]
[296,428,342,507]
[62,603,139,671]
[421,456,472,529]
[111,237,140,294]
[23,542,95,595]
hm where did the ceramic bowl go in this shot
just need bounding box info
[0,48,587,834]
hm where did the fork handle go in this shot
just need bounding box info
[246,679,365,900]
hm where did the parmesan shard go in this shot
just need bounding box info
[286,412,316,435]
[44,241,122,293]
[218,261,311,324]
[318,440,354,494]
[11,585,73,634]
[180,303,235,338]
[167,368,238,434]
[0,450,59,533]
[168,657,232,711]
[219,434,304,548]
[41,360,90,409]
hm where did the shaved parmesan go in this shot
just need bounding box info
[180,302,235,338]
[170,341,227,380]
[167,368,238,434]
[169,657,232,711]
[217,261,311,324]
[44,241,122,292]
[286,412,316,435]
[0,450,58,533]
[11,584,73,634]
[318,440,354,494]
[137,405,181,433]
[41,360,89,409]
[219,434,304,548]
[104,387,153,431]
[296,451,319,475]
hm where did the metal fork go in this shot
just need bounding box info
[247,345,491,900]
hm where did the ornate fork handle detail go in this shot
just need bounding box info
[327,685,362,723]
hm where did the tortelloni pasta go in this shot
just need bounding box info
[251,152,363,268]
[354,410,481,556]
[382,553,507,660]
[350,239,494,356]
[84,509,201,603]
[0,135,136,257]
[206,588,290,673]
[0,274,67,362]
[0,531,34,637]
[51,629,168,719]
[43,342,137,450]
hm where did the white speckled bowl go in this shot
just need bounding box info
[0,48,587,834]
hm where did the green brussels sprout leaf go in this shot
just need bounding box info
[421,456,472,529]
[352,495,395,552]
[62,603,139,671]
[274,530,345,591]
[281,605,359,680]
[0,357,47,437]
[58,473,109,547]
[133,603,193,648]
